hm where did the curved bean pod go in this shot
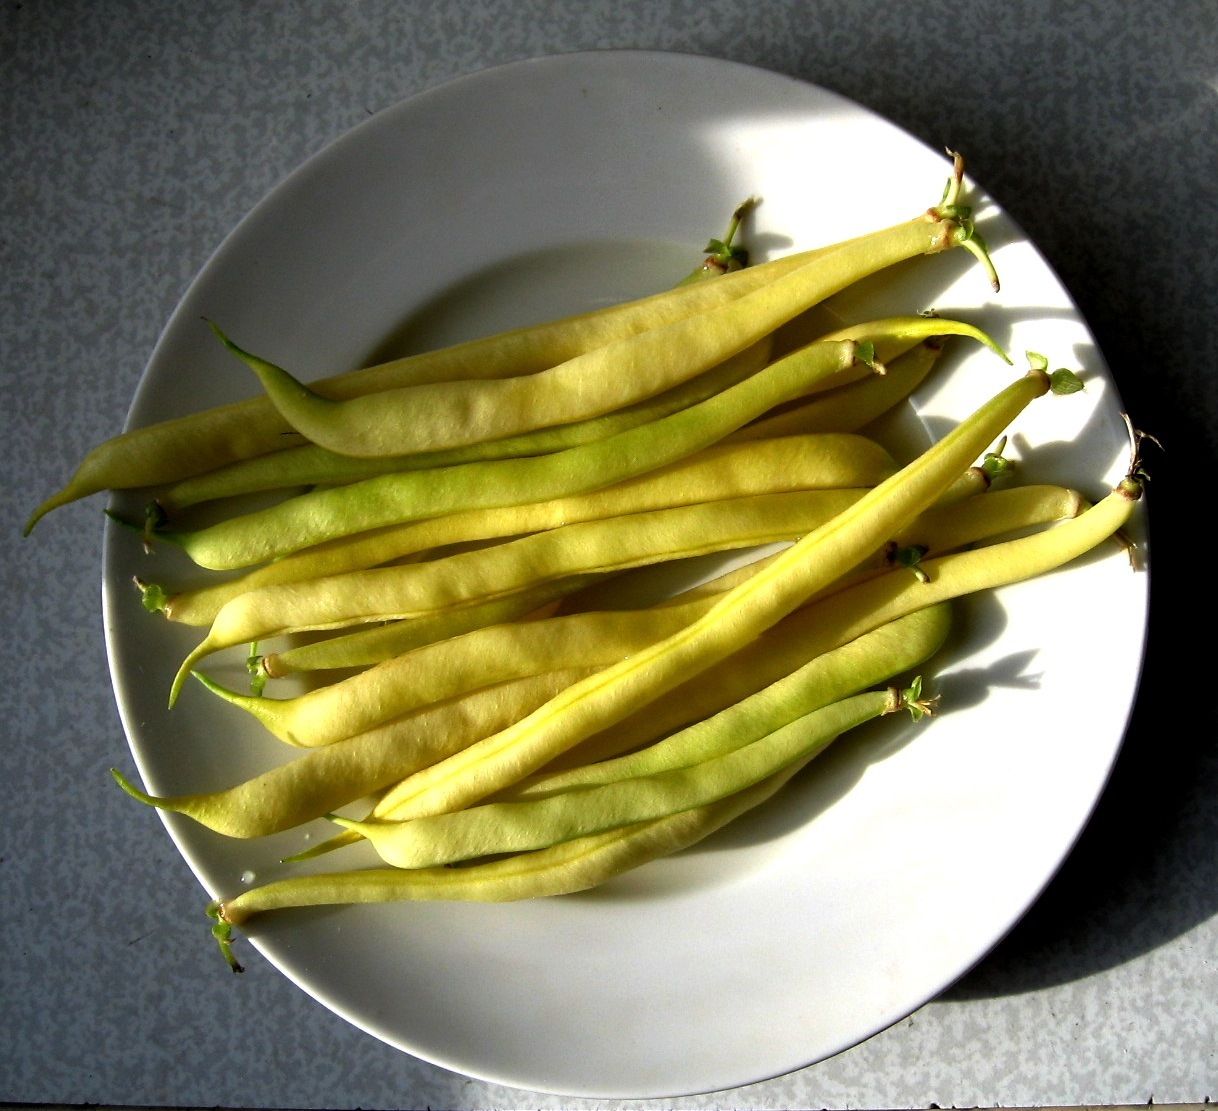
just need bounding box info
[806,482,1090,599]
[226,217,980,457]
[365,368,1057,823]
[791,315,1006,396]
[157,339,772,513]
[808,475,1142,640]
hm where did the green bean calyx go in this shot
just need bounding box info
[679,196,758,284]
[205,902,243,973]
[934,150,999,292]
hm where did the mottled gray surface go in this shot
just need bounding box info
[2,1,1215,1107]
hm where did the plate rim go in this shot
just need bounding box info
[101,48,1150,1099]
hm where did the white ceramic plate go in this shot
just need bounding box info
[102,51,1149,1099]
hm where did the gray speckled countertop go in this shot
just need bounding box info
[2,2,1215,1108]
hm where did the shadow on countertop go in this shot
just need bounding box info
[787,18,1218,1000]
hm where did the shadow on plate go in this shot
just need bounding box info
[944,451,1218,999]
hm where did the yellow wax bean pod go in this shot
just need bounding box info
[196,594,721,748]
[541,455,1023,624]
[27,237,840,530]
[222,171,994,458]
[799,482,1091,599]
[789,315,1004,396]
[169,487,869,702]
[145,431,898,627]
[367,367,1060,823]
[112,668,596,840]
[802,475,1143,645]
[259,574,609,678]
